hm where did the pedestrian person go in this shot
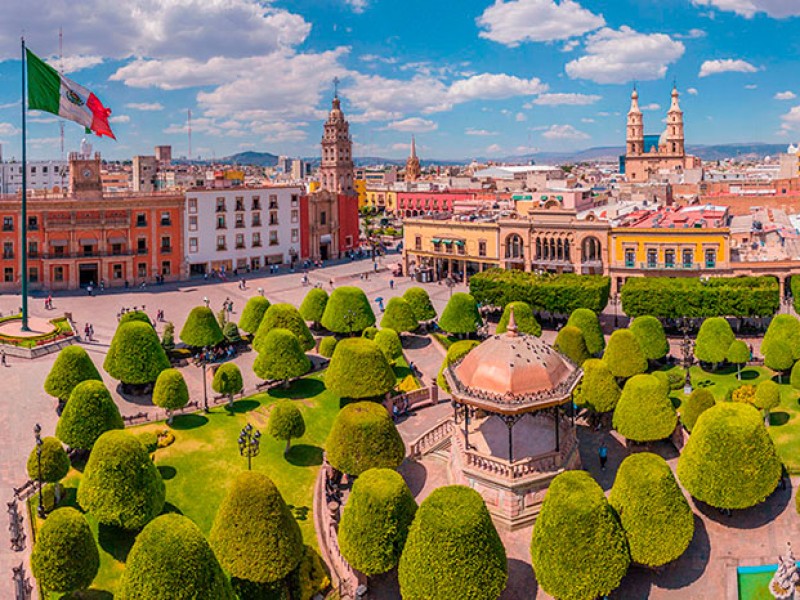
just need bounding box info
[89,324,94,340]
[1,349,7,367]
[599,442,608,471]
[389,279,394,289]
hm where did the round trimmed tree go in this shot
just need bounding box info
[299,288,328,328]
[118,513,234,600]
[403,287,436,322]
[437,340,481,392]
[209,471,303,589]
[575,358,621,414]
[212,363,244,407]
[77,430,165,529]
[319,336,337,358]
[791,359,800,390]
[677,402,782,509]
[268,401,306,455]
[56,380,124,451]
[652,370,671,398]
[497,301,541,336]
[326,401,405,476]
[339,468,417,576]
[44,346,102,405]
[325,338,395,400]
[603,329,647,380]
[104,321,170,385]
[727,340,750,380]
[238,296,271,335]
[27,436,69,485]
[399,485,507,600]
[554,325,590,366]
[680,388,715,432]
[765,341,794,383]
[531,471,629,600]
[254,303,315,352]
[152,368,189,424]
[31,507,99,595]
[375,328,403,362]
[438,292,481,335]
[321,286,376,334]
[630,315,669,362]
[179,306,224,348]
[253,328,311,387]
[362,326,379,340]
[754,379,781,426]
[610,453,694,568]
[381,297,419,333]
[694,317,735,365]
[566,308,605,355]
[613,373,677,442]
[763,314,800,360]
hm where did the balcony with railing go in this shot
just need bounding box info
[160,246,172,254]
[623,261,714,270]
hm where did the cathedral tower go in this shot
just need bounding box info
[405,135,421,182]
[665,85,685,156]
[319,93,354,195]
[626,88,644,155]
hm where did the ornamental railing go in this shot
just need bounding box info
[409,417,453,458]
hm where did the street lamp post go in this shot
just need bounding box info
[611,292,620,328]
[445,277,456,298]
[680,317,693,395]
[238,423,261,471]
[33,424,45,520]
[197,348,210,413]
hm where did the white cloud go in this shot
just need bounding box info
[0,123,19,136]
[692,0,800,18]
[561,39,580,52]
[45,55,103,73]
[745,84,758,89]
[125,102,164,111]
[581,118,595,123]
[486,143,503,154]
[780,106,800,130]
[465,128,497,136]
[109,115,130,123]
[344,0,368,12]
[677,28,707,39]
[515,145,540,154]
[516,112,527,122]
[448,73,548,101]
[541,124,590,140]
[0,102,19,110]
[775,91,797,100]
[566,27,685,84]
[699,59,759,77]
[391,143,411,151]
[385,117,438,132]
[533,92,601,106]
[641,103,661,111]
[477,0,605,46]
[687,87,699,95]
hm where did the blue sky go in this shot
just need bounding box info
[1,0,800,161]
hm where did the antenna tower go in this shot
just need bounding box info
[187,108,192,162]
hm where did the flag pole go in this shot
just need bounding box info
[20,36,29,332]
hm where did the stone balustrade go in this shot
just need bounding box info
[409,418,454,458]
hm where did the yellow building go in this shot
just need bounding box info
[354,179,367,210]
[364,187,397,213]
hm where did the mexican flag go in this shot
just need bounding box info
[26,48,115,139]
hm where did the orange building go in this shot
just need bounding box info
[0,152,185,291]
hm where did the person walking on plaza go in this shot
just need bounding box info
[389,279,394,289]
[599,442,608,471]
[1,349,7,367]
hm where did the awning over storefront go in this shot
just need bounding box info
[442,239,453,244]
[320,234,332,244]
[108,236,127,245]
[454,240,465,247]
[79,238,98,245]
[50,239,67,247]
[432,238,442,244]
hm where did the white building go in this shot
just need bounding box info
[185,186,303,276]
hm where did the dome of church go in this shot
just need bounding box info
[659,129,668,147]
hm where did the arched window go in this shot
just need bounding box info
[535,238,542,260]
[506,234,524,259]
[564,239,571,262]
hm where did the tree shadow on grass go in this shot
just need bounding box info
[60,590,114,599]
[270,378,325,400]
[770,411,790,426]
[693,477,792,530]
[160,501,184,516]
[98,523,138,563]
[394,365,412,380]
[170,413,208,430]
[226,399,260,414]
[286,444,323,467]
[157,465,177,480]
[740,369,760,381]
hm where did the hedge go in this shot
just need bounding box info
[612,374,677,442]
[268,401,306,455]
[254,303,315,353]
[694,317,735,364]
[403,287,437,322]
[381,297,419,333]
[437,340,481,392]
[763,314,800,361]
[238,296,271,335]
[438,293,482,335]
[566,308,605,355]
[680,388,715,432]
[609,453,694,568]
[620,276,779,318]
[152,368,190,416]
[319,336,337,358]
[575,359,621,413]
[399,485,507,600]
[326,401,405,476]
[553,325,590,366]
[44,346,102,403]
[630,315,669,361]
[496,301,541,336]
[209,471,304,585]
[531,471,629,600]
[339,468,417,576]
[603,329,647,379]
[27,437,69,483]
[56,380,124,451]
[321,286,376,334]
[754,379,781,417]
[677,402,782,509]
[325,338,395,400]
[374,328,403,361]
[253,328,311,385]
[77,430,165,530]
[179,306,224,348]
[469,268,610,314]
[299,288,329,327]
[104,321,170,385]
[118,514,234,599]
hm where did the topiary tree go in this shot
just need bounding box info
[630,315,669,362]
[762,314,800,361]
[268,401,306,455]
[497,301,541,336]
[403,287,437,322]
[239,296,271,335]
[77,430,165,530]
[694,317,735,366]
[727,339,750,380]
[791,359,800,391]
[104,321,170,385]
[381,297,419,333]
[223,321,241,344]
[321,286,376,335]
[531,471,629,600]
[609,453,694,568]
[677,402,782,509]
[152,368,189,424]
[55,380,124,452]
[118,513,234,600]
[652,370,671,398]
[253,328,311,387]
[754,379,781,426]
[680,388,715,432]
[362,326,379,340]
[325,338,395,400]
[438,292,482,336]
[44,345,102,406]
[399,485,507,600]
[566,308,605,355]
[375,328,403,362]
[437,340,481,392]
[161,321,175,351]
[212,363,244,407]
[730,384,757,404]
[603,329,647,380]
[613,373,677,442]
[31,507,99,595]
[319,336,337,358]
[553,325,590,366]
[27,436,69,487]
[765,341,794,383]
[119,310,152,326]
[254,303,315,352]
[575,358,621,414]
[299,288,329,329]
[209,471,303,591]
[326,401,405,476]
[339,468,417,576]
[179,306,224,348]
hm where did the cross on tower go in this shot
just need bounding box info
[333,76,340,98]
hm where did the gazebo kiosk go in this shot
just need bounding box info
[442,311,582,529]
